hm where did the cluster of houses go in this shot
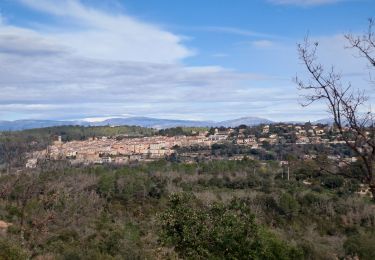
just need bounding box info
[27,131,225,167]
[293,125,341,144]
[235,124,354,146]
[25,123,369,168]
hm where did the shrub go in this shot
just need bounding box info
[344,232,375,259]
[159,193,302,259]
[279,193,300,217]
[322,175,344,189]
[0,239,28,260]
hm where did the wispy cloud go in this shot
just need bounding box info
[0,1,273,121]
[16,0,193,63]
[267,0,345,6]
[251,40,274,48]
[1,0,363,122]
[197,26,276,38]
[0,0,310,122]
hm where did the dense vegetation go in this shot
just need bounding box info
[0,159,374,259]
[1,125,155,143]
[158,126,208,136]
[0,125,207,143]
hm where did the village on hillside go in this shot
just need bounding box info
[26,123,369,168]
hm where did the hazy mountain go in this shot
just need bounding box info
[216,117,274,127]
[94,117,213,129]
[312,118,371,126]
[313,118,334,125]
[0,117,213,131]
[0,116,313,131]
[0,120,86,131]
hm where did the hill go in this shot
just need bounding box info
[0,116,275,131]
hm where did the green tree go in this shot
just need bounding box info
[159,193,302,259]
[279,193,300,217]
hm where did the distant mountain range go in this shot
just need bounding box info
[217,117,274,127]
[0,120,86,131]
[0,116,333,131]
[96,117,214,129]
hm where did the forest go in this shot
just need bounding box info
[0,158,374,259]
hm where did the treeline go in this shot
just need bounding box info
[0,125,155,152]
[16,125,155,141]
[158,126,207,137]
[1,125,209,143]
[0,159,374,259]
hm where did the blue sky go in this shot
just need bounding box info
[0,0,373,122]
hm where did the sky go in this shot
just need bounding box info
[0,0,374,122]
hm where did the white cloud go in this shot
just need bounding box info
[251,40,274,48]
[0,24,271,120]
[16,0,193,63]
[1,0,364,122]
[0,33,301,121]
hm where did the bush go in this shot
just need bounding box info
[159,193,302,259]
[322,175,344,189]
[279,193,300,217]
[0,239,28,260]
[97,173,116,199]
[344,232,375,259]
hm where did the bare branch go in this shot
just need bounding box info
[296,21,375,199]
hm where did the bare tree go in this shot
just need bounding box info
[296,19,375,198]
[0,171,103,256]
[345,18,375,77]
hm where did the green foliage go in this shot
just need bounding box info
[97,173,117,199]
[0,125,154,153]
[158,127,206,136]
[0,158,374,258]
[279,193,300,217]
[344,232,375,260]
[322,175,345,189]
[159,193,302,259]
[0,239,28,260]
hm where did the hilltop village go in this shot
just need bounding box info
[26,123,367,167]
